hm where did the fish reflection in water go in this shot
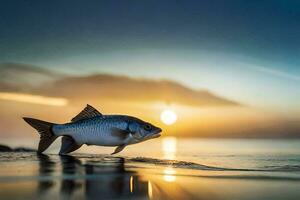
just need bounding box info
[37,154,56,194]
[60,155,82,199]
[85,157,149,199]
[36,154,149,200]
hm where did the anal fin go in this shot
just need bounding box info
[111,145,126,155]
[59,136,82,155]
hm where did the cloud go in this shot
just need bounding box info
[0,63,239,107]
[42,74,239,107]
[0,63,64,92]
[251,65,300,81]
[0,92,68,106]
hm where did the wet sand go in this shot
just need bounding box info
[0,152,300,200]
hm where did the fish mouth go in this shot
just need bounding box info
[143,128,162,140]
[152,128,162,138]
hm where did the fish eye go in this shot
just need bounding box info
[144,124,152,131]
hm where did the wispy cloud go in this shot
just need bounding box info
[252,66,300,81]
[0,92,68,106]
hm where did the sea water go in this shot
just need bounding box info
[0,138,300,199]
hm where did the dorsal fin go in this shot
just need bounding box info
[71,104,102,122]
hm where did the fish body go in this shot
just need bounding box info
[23,105,162,154]
[53,115,159,146]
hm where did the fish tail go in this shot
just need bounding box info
[23,117,58,153]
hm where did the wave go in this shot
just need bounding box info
[263,165,300,171]
[1,152,300,173]
[128,157,231,171]
[127,157,300,172]
[1,153,300,183]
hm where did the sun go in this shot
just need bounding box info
[160,110,177,125]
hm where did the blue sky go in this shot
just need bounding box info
[0,0,299,114]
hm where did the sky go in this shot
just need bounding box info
[0,0,300,139]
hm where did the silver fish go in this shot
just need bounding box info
[23,104,162,154]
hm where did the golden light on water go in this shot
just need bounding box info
[0,92,68,106]
[162,137,177,159]
[160,109,177,125]
[161,137,177,182]
[148,181,153,199]
[130,176,134,193]
[163,167,176,182]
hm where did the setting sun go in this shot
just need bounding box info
[160,110,177,125]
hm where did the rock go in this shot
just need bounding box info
[0,144,36,152]
[14,147,36,152]
[0,144,13,152]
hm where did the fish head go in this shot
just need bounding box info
[128,119,162,142]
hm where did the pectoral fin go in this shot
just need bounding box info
[111,145,126,155]
[111,128,130,140]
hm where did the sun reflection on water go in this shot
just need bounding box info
[163,167,176,182]
[130,176,133,193]
[162,137,177,159]
[148,181,153,199]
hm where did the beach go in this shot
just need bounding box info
[0,138,300,200]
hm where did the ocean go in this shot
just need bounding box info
[0,138,300,199]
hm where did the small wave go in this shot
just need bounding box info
[263,165,300,172]
[2,153,300,173]
[128,157,246,171]
[128,157,300,172]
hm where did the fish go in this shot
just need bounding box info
[23,104,162,155]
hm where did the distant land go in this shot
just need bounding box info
[0,144,35,152]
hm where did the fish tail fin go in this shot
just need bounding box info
[23,117,58,153]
